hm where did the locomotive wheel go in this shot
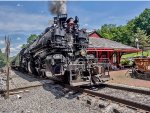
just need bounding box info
[27,61,38,75]
[28,61,32,73]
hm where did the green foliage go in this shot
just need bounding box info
[133,8,150,35]
[122,50,150,58]
[120,59,130,65]
[0,60,6,68]
[133,28,150,48]
[21,44,28,49]
[97,24,117,40]
[21,34,38,48]
[113,26,133,45]
[9,56,16,62]
[97,24,133,45]
[0,49,6,68]
[27,34,38,44]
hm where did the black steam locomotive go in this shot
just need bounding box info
[11,14,104,86]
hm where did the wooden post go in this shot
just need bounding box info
[5,36,10,99]
[96,51,98,59]
[6,60,9,98]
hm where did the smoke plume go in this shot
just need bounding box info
[49,0,67,15]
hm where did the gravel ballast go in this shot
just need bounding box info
[0,70,149,113]
[93,87,150,106]
[0,83,99,113]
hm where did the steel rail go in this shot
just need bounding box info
[0,84,43,95]
[91,83,150,95]
[102,84,150,95]
[81,83,150,95]
[65,85,150,112]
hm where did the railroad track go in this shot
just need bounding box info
[46,78,150,112]
[0,72,50,96]
[0,84,44,96]
[102,83,150,95]
[1,82,149,112]
[81,83,150,95]
[65,84,150,112]
[1,70,150,112]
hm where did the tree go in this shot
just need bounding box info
[97,24,117,40]
[21,44,28,49]
[21,34,38,48]
[27,34,38,44]
[114,26,133,45]
[133,8,150,35]
[133,28,150,49]
[97,24,133,46]
[0,49,6,68]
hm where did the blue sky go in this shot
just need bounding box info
[0,1,150,56]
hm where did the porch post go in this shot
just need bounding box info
[108,51,110,63]
[118,52,121,64]
[96,51,98,58]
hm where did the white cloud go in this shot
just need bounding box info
[17,37,21,40]
[84,24,88,26]
[0,40,5,45]
[1,44,22,56]
[16,44,22,49]
[10,43,24,56]
[16,3,23,7]
[0,6,51,33]
[10,47,18,52]
[1,48,5,53]
[1,47,17,53]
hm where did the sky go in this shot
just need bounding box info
[0,1,150,56]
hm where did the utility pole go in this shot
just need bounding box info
[5,36,10,99]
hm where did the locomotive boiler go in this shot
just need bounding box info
[11,14,105,86]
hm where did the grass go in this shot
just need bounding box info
[122,50,150,58]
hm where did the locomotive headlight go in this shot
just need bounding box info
[80,49,86,56]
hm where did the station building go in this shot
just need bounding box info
[87,31,141,66]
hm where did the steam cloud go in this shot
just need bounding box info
[49,0,67,15]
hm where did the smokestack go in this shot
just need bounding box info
[49,0,67,15]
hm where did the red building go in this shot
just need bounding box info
[87,31,141,66]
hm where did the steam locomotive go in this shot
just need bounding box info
[11,14,104,86]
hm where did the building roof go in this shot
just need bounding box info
[88,31,140,52]
[89,37,135,49]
